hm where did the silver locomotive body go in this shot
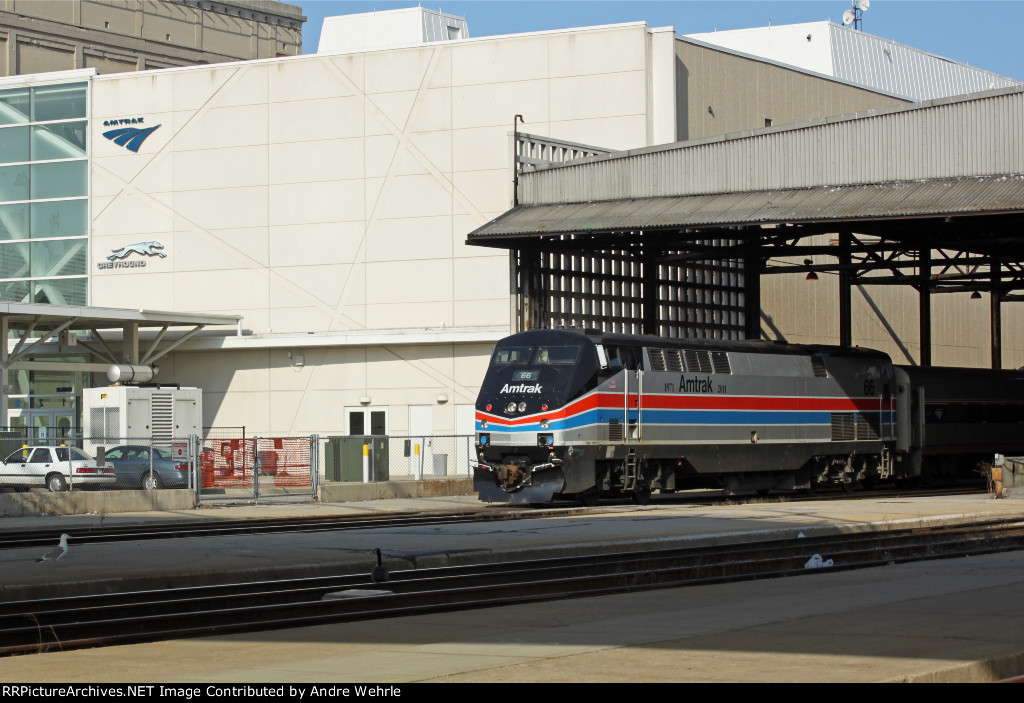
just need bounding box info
[474,330,916,504]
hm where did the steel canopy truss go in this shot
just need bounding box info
[513,233,746,339]
[0,303,242,426]
[486,207,1024,368]
[760,221,1024,297]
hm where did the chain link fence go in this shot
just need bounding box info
[0,429,196,492]
[0,427,474,502]
[196,435,317,504]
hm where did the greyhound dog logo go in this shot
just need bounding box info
[107,241,166,261]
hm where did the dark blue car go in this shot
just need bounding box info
[105,445,190,490]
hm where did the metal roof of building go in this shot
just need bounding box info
[685,21,1019,103]
[517,87,1024,206]
[0,303,241,333]
[470,174,1024,244]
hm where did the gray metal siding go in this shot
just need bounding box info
[829,25,1016,102]
[519,87,1024,205]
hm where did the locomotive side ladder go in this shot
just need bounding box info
[622,369,643,491]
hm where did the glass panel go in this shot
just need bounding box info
[32,277,86,305]
[30,239,86,277]
[0,279,29,303]
[8,368,28,396]
[349,411,364,435]
[0,241,29,278]
[532,346,580,365]
[0,203,29,240]
[32,83,87,122]
[370,411,386,435]
[0,126,29,164]
[31,200,86,238]
[32,122,86,160]
[0,164,30,202]
[492,346,532,365]
[31,161,86,199]
[0,88,30,125]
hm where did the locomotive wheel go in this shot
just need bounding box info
[631,485,652,505]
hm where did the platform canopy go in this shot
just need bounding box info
[0,303,242,372]
[0,303,242,426]
[469,88,1024,367]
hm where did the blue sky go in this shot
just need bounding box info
[296,1,1024,81]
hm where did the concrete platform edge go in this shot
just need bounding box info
[0,479,475,518]
[886,650,1024,683]
[318,478,472,502]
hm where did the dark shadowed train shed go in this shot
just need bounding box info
[469,87,1024,368]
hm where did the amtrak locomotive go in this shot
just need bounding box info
[473,329,1024,504]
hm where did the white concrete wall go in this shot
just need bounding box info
[318,7,469,53]
[88,22,667,434]
[686,22,836,76]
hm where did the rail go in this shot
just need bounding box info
[4,517,1023,656]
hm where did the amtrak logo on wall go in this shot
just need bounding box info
[97,241,166,270]
[102,118,160,153]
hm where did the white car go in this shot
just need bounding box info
[0,446,116,492]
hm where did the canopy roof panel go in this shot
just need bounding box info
[469,174,1024,253]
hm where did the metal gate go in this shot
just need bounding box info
[194,435,318,504]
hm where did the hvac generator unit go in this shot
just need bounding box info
[82,386,202,454]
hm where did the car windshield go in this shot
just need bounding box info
[4,448,31,463]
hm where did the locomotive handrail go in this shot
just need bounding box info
[623,369,643,442]
[637,369,643,441]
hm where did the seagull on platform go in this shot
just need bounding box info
[36,534,69,563]
[372,547,389,583]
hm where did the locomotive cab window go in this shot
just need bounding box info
[492,346,531,365]
[532,346,580,365]
[605,346,642,370]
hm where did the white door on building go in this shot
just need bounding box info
[408,405,434,478]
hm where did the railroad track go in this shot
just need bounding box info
[0,508,576,550]
[3,516,1024,657]
[0,484,989,550]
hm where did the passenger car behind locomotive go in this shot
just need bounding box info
[473,329,1024,504]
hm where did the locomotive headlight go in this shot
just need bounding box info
[506,402,517,414]
[540,419,550,429]
[518,401,527,412]
[480,420,488,429]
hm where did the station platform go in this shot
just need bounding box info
[2,492,1024,682]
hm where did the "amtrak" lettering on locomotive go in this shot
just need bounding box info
[679,375,715,393]
[500,383,542,393]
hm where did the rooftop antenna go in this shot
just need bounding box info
[842,0,869,31]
